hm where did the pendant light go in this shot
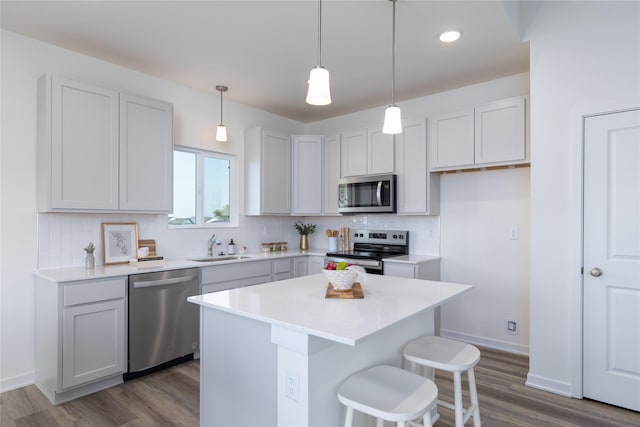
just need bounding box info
[216,85,228,142]
[382,0,402,134]
[306,0,331,106]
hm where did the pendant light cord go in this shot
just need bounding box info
[391,0,396,106]
[318,0,323,67]
[220,90,223,124]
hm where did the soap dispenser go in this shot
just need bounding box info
[227,239,236,255]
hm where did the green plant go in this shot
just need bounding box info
[294,222,316,235]
[83,242,95,254]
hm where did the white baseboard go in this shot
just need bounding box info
[525,373,573,397]
[439,329,529,356]
[1,372,34,393]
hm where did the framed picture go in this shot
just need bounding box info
[102,222,139,265]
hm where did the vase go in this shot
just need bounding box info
[299,234,309,251]
[85,253,95,269]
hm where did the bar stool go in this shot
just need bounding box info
[337,365,438,427]
[403,336,481,427]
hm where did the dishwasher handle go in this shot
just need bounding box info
[132,275,197,289]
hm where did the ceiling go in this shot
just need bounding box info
[0,1,529,123]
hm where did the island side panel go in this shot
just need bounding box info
[200,307,278,427]
[275,309,435,426]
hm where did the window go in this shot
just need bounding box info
[169,148,237,227]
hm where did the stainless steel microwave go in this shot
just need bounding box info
[338,174,397,214]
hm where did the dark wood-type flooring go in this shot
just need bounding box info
[1,347,638,426]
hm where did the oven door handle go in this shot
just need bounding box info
[376,181,383,206]
[327,258,381,268]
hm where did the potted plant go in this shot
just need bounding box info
[294,222,316,251]
[83,242,96,269]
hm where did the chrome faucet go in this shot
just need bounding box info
[207,233,220,256]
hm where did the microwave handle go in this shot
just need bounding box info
[376,181,383,206]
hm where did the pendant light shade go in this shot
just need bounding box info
[382,0,402,134]
[306,0,331,106]
[216,85,228,142]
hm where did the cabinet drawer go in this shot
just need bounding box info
[273,258,292,274]
[63,277,126,306]
[202,261,272,284]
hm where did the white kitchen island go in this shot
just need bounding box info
[188,273,472,427]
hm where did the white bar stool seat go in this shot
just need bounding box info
[337,365,438,427]
[403,336,481,427]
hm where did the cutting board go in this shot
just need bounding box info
[138,239,157,256]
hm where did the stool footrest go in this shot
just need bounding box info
[436,400,477,424]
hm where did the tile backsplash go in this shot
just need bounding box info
[37,213,439,269]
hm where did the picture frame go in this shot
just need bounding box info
[101,222,139,265]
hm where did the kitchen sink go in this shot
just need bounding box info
[188,256,252,262]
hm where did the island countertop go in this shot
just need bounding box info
[188,273,472,346]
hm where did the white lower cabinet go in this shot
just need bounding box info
[62,299,125,389]
[294,257,309,278]
[35,276,127,404]
[272,258,293,281]
[201,260,272,293]
[383,260,440,281]
[308,255,325,275]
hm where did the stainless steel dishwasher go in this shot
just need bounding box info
[127,267,201,378]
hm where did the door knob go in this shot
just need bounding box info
[590,268,603,277]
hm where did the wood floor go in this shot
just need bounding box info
[1,347,638,426]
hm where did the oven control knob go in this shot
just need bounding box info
[393,234,398,239]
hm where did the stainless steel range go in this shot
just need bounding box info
[325,229,409,274]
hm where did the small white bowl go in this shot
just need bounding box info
[322,268,358,291]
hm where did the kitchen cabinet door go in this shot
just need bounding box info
[429,109,475,170]
[292,135,323,215]
[341,129,367,177]
[475,96,526,164]
[396,120,439,215]
[62,299,126,389]
[294,257,309,278]
[41,75,120,211]
[119,93,173,212]
[368,127,395,174]
[323,134,341,215]
[308,255,325,275]
[245,127,291,215]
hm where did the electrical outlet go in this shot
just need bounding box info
[505,320,519,335]
[285,371,299,401]
[509,226,519,240]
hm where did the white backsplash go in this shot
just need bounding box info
[37,213,440,269]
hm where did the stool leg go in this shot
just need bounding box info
[423,409,433,427]
[377,418,384,427]
[344,407,354,427]
[468,368,481,427]
[397,422,406,427]
[453,371,464,427]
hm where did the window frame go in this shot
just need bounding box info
[169,147,238,229]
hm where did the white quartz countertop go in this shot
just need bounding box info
[188,273,471,346]
[383,254,440,264]
[34,248,327,283]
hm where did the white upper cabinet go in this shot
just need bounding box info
[367,127,395,174]
[341,127,394,177]
[119,94,173,212]
[40,75,120,210]
[395,120,439,215]
[37,74,174,213]
[245,127,291,215]
[341,129,368,177]
[323,134,341,215]
[291,135,323,215]
[429,96,527,171]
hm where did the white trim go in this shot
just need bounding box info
[0,372,34,393]
[525,373,573,397]
[571,98,640,399]
[440,329,529,356]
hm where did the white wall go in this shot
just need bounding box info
[521,1,640,396]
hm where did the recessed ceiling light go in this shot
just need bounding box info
[439,30,462,43]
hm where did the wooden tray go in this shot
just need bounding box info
[325,283,364,299]
[138,239,157,256]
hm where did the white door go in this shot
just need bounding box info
[583,109,640,412]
